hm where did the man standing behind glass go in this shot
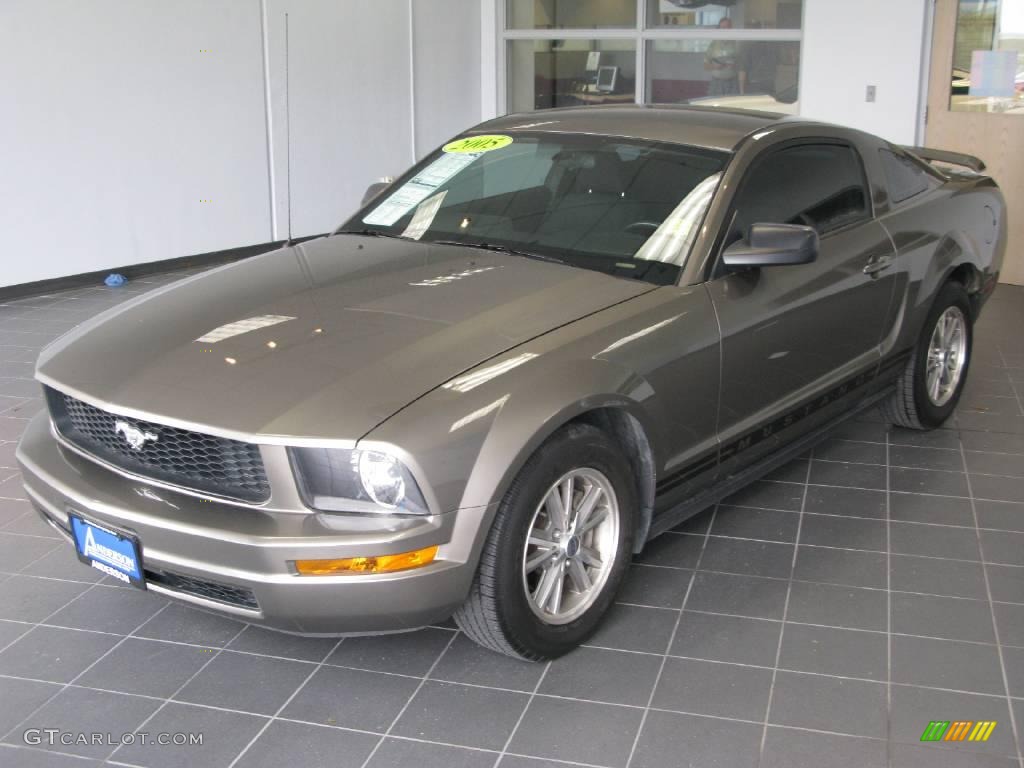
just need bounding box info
[704,17,738,96]
[739,22,778,96]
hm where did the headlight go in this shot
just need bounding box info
[288,447,430,515]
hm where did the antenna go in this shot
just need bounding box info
[285,11,293,244]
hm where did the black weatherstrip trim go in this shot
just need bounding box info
[655,350,911,498]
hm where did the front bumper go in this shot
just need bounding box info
[16,412,478,634]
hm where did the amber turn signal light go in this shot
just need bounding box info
[294,546,439,575]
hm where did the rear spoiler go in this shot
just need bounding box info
[901,145,986,173]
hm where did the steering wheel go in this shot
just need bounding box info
[624,221,660,236]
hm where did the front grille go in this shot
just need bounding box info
[45,387,270,503]
[146,569,259,610]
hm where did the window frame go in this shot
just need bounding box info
[497,0,804,115]
[706,137,874,280]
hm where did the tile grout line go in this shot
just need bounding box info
[664,508,1024,537]
[958,438,1024,768]
[884,427,893,768]
[103,619,250,763]
[623,502,720,768]
[5,668,622,768]
[0,539,89,658]
[499,752,616,768]
[757,477,1024,505]
[0,599,172,745]
[489,659,552,768]
[2,652,1020,709]
[757,448,814,766]
[0,744,97,764]
[999,349,1024,418]
[649,534,1017,568]
[0,646,1018,737]
[354,630,461,768]
[810,454,1024,479]
[225,634,347,768]
[2,663,1023,759]
[0,536,137,732]
[730,481,1024,508]
[4,714,1023,768]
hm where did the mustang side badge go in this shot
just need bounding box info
[114,420,158,451]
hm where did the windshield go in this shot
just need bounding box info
[340,132,727,285]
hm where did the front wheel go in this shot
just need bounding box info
[882,281,973,430]
[454,423,636,660]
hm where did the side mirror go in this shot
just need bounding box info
[361,177,394,206]
[722,223,819,269]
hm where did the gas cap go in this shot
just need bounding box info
[983,205,997,245]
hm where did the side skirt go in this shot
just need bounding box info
[645,388,892,542]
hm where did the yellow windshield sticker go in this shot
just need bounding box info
[442,135,513,154]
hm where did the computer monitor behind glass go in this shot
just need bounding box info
[596,65,618,93]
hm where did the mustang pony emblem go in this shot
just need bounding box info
[114,420,158,451]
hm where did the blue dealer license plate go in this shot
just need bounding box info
[69,514,145,589]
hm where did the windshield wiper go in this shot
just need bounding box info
[431,240,567,266]
[334,228,408,239]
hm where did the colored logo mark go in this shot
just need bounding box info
[921,721,997,742]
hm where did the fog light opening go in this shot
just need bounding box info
[294,545,439,575]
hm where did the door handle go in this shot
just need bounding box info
[863,255,894,277]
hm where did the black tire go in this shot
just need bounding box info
[454,423,636,660]
[882,281,973,430]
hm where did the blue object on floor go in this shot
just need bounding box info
[104,273,127,287]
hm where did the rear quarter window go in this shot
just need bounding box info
[879,149,936,205]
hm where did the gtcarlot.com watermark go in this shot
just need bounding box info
[23,729,203,747]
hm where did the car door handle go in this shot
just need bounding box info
[863,255,894,277]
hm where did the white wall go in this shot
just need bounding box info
[262,0,482,240]
[413,0,482,159]
[800,0,930,144]
[0,0,271,288]
[0,0,482,288]
[263,0,416,240]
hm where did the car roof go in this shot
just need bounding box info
[470,104,810,153]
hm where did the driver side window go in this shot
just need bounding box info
[724,143,870,250]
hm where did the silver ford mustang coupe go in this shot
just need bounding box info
[17,106,1005,660]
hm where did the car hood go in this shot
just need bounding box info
[37,235,653,440]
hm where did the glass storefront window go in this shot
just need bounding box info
[646,0,802,30]
[508,0,637,29]
[508,39,638,113]
[645,39,799,111]
[950,0,1024,114]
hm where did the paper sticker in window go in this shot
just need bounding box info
[363,153,478,226]
[402,191,447,241]
[442,135,513,154]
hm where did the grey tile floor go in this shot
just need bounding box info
[0,273,1022,768]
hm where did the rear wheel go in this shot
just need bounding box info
[882,282,972,430]
[454,423,636,660]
